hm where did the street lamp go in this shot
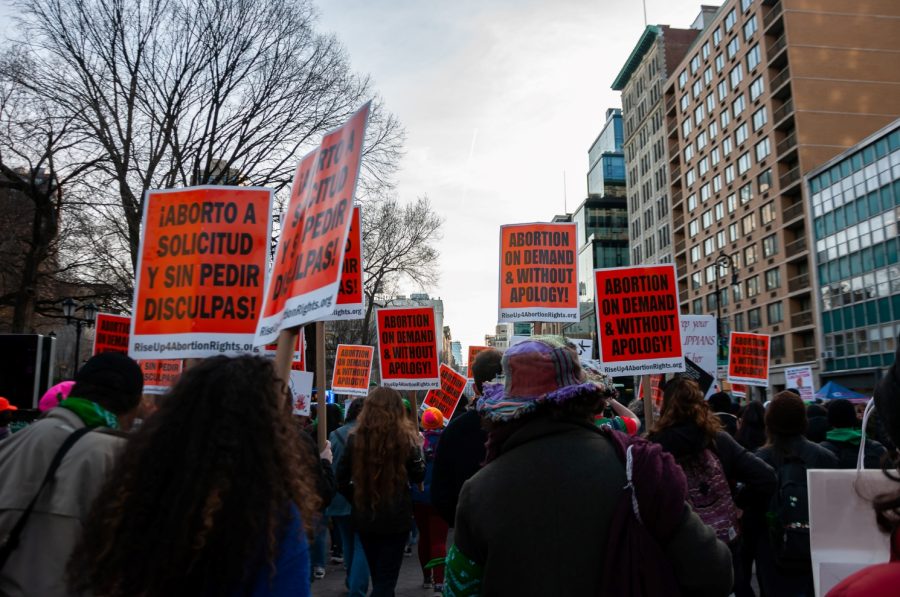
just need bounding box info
[714,253,740,364]
[63,298,98,375]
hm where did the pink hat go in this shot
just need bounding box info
[39,381,75,412]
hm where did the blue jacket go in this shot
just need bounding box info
[245,503,310,597]
[325,423,355,517]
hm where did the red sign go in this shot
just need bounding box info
[260,331,306,370]
[256,104,370,344]
[130,186,273,359]
[498,222,578,323]
[376,307,440,390]
[93,313,131,355]
[331,344,374,397]
[325,205,365,321]
[424,364,467,422]
[727,332,770,387]
[466,345,489,381]
[594,264,684,376]
[638,374,665,409]
[139,359,183,395]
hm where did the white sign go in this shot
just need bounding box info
[570,338,594,359]
[680,315,718,398]
[785,365,814,402]
[289,370,314,417]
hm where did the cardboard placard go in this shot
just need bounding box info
[727,332,770,387]
[594,264,685,376]
[93,313,131,355]
[683,357,716,397]
[376,306,440,390]
[256,103,370,344]
[785,365,814,402]
[332,344,374,397]
[259,332,307,371]
[498,222,578,323]
[130,186,273,359]
[423,363,467,422]
[289,370,314,416]
[637,373,665,409]
[323,205,365,321]
[680,315,718,398]
[731,383,747,399]
[139,359,183,395]
[466,345,490,381]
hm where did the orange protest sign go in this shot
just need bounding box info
[260,332,307,370]
[376,306,440,390]
[256,104,370,344]
[727,332,770,387]
[466,345,489,380]
[92,313,130,355]
[139,359,183,395]
[325,205,365,321]
[130,186,273,359]
[498,222,578,323]
[331,344,374,397]
[594,264,684,376]
[637,374,665,409]
[424,364,467,422]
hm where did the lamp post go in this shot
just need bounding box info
[713,253,739,364]
[62,298,98,375]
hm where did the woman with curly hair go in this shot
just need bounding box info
[67,355,321,597]
[336,387,425,597]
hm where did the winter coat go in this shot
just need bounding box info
[452,416,734,597]
[298,429,335,511]
[821,428,887,469]
[324,422,355,517]
[756,435,840,471]
[430,408,486,526]
[335,434,425,535]
[411,429,442,504]
[0,408,126,597]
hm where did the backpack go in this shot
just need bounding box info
[677,449,740,545]
[767,455,811,570]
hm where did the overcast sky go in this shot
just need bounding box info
[317,0,708,353]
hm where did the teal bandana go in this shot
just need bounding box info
[59,397,119,429]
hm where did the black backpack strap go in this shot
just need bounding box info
[0,425,94,570]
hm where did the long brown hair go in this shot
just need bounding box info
[351,387,420,512]
[68,356,321,596]
[652,377,721,444]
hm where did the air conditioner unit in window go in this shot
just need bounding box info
[822,351,834,359]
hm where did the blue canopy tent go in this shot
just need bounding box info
[815,381,868,401]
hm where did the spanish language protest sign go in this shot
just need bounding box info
[785,365,814,401]
[258,333,307,371]
[140,359,183,395]
[255,104,370,345]
[93,313,131,355]
[324,205,365,321]
[130,186,273,359]
[376,306,440,390]
[594,264,684,376]
[332,344,374,397]
[727,332,770,387]
[680,314,718,398]
[424,364,467,422]
[289,370,314,416]
[498,222,578,323]
[466,345,489,381]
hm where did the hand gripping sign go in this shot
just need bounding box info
[93,313,131,355]
[332,344,374,397]
[130,186,273,359]
[323,205,365,321]
[424,364,468,422]
[376,306,440,391]
[255,103,370,345]
[498,222,579,323]
[727,332,770,387]
[594,264,685,376]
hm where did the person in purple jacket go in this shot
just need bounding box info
[67,356,321,597]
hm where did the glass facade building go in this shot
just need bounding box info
[807,120,900,389]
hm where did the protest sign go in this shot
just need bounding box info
[571,338,593,359]
[93,313,131,355]
[324,205,365,321]
[680,315,717,398]
[424,364,467,422]
[637,374,665,409]
[256,103,370,344]
[139,359,183,395]
[130,186,273,359]
[731,383,747,399]
[332,344,374,397]
[785,365,814,401]
[498,222,578,323]
[594,264,684,376]
[683,357,716,397]
[727,332,770,387]
[258,332,307,370]
[376,306,440,390]
[466,345,489,380]
[289,370,314,416]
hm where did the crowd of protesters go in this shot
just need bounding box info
[0,337,898,596]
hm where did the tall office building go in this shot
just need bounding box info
[614,24,700,266]
[806,119,900,392]
[664,0,900,391]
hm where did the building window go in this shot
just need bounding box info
[752,106,768,131]
[689,219,699,236]
[771,335,785,358]
[738,151,752,175]
[704,237,716,255]
[747,275,760,297]
[748,307,761,329]
[742,0,754,13]
[693,298,703,314]
[765,267,781,289]
[678,70,688,90]
[690,54,701,75]
[691,271,702,289]
[717,230,727,249]
[705,265,717,284]
[700,181,711,202]
[713,174,723,193]
[761,201,776,225]
[706,93,716,115]
[755,138,770,162]
[686,168,696,186]
[682,117,692,137]
[728,193,737,214]
[729,222,739,242]
[736,122,749,145]
[725,8,737,32]
[688,193,698,211]
[702,41,711,60]
[723,137,734,156]
[680,94,690,111]
[747,44,761,71]
[745,244,758,266]
[733,281,744,302]
[725,164,736,184]
[727,36,740,60]
[715,202,725,221]
[763,234,779,257]
[697,131,708,151]
[742,213,757,235]
[684,145,694,161]
[709,121,719,140]
[713,27,723,46]
[716,53,726,74]
[717,79,728,101]
[711,146,721,166]
[699,156,710,176]
[704,67,713,87]
[702,209,713,228]
[733,94,746,117]
[707,293,718,311]
[730,63,744,89]
[757,168,772,194]
[691,246,701,263]
[743,15,758,40]
[740,182,753,204]
[750,76,765,101]
[694,105,705,126]
[693,80,702,99]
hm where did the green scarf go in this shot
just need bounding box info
[826,427,862,445]
[59,397,119,429]
[444,544,483,597]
